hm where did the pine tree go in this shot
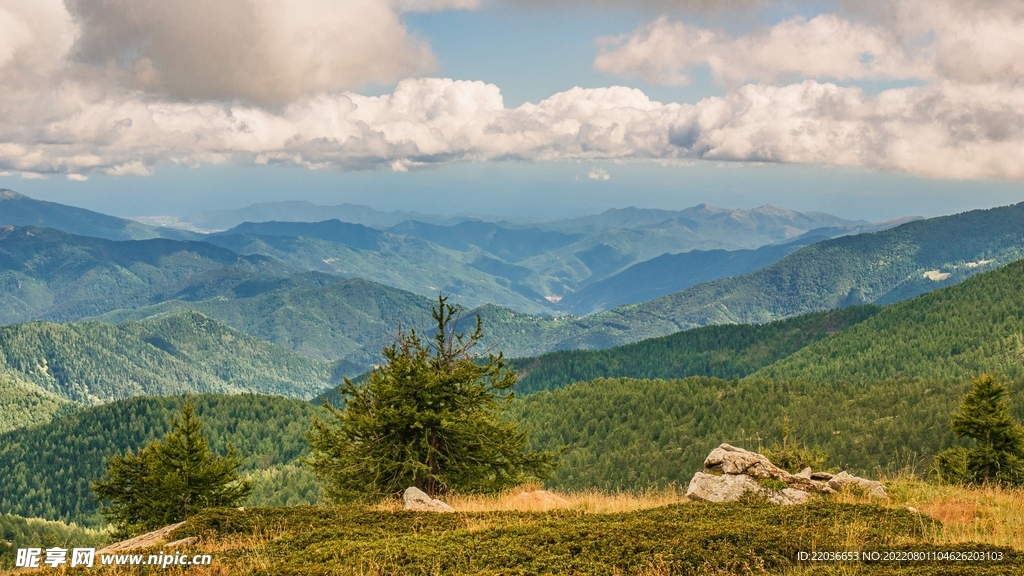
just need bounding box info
[934,374,1024,485]
[92,401,251,537]
[308,295,557,501]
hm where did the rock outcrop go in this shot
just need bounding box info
[403,487,455,512]
[686,443,887,506]
[98,522,186,554]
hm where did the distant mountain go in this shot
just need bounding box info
[538,204,868,239]
[183,201,539,231]
[386,220,583,263]
[558,235,825,315]
[510,306,879,394]
[0,189,197,241]
[204,225,553,313]
[216,220,386,250]
[0,394,321,525]
[756,257,1024,382]
[89,275,441,367]
[0,226,289,325]
[0,311,334,406]
[477,202,1024,353]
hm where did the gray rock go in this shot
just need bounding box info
[703,444,824,492]
[687,472,814,506]
[775,488,811,505]
[796,467,813,479]
[826,471,888,498]
[403,487,455,512]
[810,471,835,481]
[686,472,770,503]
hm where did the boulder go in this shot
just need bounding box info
[686,472,769,503]
[703,444,824,492]
[403,487,455,512]
[686,473,811,506]
[98,522,186,554]
[826,471,888,498]
[774,488,811,506]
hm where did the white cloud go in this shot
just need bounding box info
[595,1,1024,87]
[0,0,1021,182]
[65,173,88,181]
[59,0,442,105]
[594,15,926,86]
[587,168,611,180]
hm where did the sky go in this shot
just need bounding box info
[1,0,1023,221]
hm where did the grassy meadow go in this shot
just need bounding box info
[4,477,1014,576]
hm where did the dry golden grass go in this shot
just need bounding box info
[373,483,688,514]
[816,473,1024,551]
[886,479,1024,549]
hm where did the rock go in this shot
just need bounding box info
[826,471,888,498]
[98,522,186,554]
[703,444,822,492]
[164,537,197,548]
[686,472,770,503]
[512,490,570,510]
[810,471,835,481]
[796,467,813,479]
[403,487,455,512]
[775,488,811,506]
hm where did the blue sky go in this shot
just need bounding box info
[1,0,1022,221]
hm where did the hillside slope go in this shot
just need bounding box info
[478,202,1024,353]
[0,189,193,241]
[558,236,822,315]
[91,275,440,367]
[0,226,288,325]
[0,311,334,405]
[510,306,879,394]
[756,257,1024,382]
[0,394,322,525]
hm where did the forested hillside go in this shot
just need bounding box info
[0,311,334,408]
[0,378,76,434]
[204,230,552,313]
[513,376,1024,491]
[510,306,879,394]
[757,257,1024,382]
[0,394,323,526]
[476,202,1024,353]
[557,236,821,315]
[91,275,440,366]
[0,226,286,325]
[0,514,104,569]
[0,189,190,241]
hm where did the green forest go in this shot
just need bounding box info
[510,306,879,394]
[0,311,336,428]
[0,394,324,526]
[757,257,1024,382]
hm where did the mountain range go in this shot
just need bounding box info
[7,248,1024,524]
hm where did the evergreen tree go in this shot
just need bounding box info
[308,295,556,501]
[934,374,1024,485]
[92,402,251,536]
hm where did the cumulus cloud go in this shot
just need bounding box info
[594,15,926,86]
[587,168,611,180]
[4,76,1023,180]
[60,0,452,105]
[0,0,1022,182]
[595,0,1024,87]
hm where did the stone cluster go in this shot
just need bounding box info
[685,443,887,505]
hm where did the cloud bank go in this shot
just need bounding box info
[0,0,1022,181]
